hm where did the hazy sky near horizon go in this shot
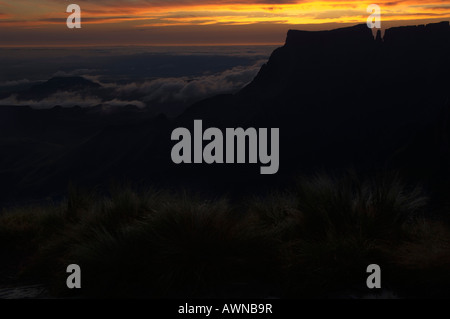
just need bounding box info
[0,0,450,45]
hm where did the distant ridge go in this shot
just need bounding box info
[17,76,101,101]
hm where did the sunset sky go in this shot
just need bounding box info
[0,0,449,45]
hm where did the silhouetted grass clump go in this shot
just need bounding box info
[245,173,439,297]
[10,188,279,298]
[284,173,430,297]
[295,173,426,240]
[1,174,449,298]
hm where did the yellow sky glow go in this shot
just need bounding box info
[1,1,449,26]
[0,0,449,45]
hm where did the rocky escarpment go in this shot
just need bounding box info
[240,21,450,102]
[180,21,450,190]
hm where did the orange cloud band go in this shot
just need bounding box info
[1,0,449,28]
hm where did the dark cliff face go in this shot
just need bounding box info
[2,22,450,202]
[244,21,449,102]
[184,21,450,127]
[180,21,450,190]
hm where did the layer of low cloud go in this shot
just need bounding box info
[112,61,263,103]
[0,91,145,109]
[0,79,33,87]
[0,61,263,112]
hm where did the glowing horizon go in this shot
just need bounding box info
[0,0,449,45]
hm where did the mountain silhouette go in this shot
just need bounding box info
[16,76,101,101]
[179,22,450,187]
[1,22,450,204]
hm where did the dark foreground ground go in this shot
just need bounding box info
[1,174,449,299]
